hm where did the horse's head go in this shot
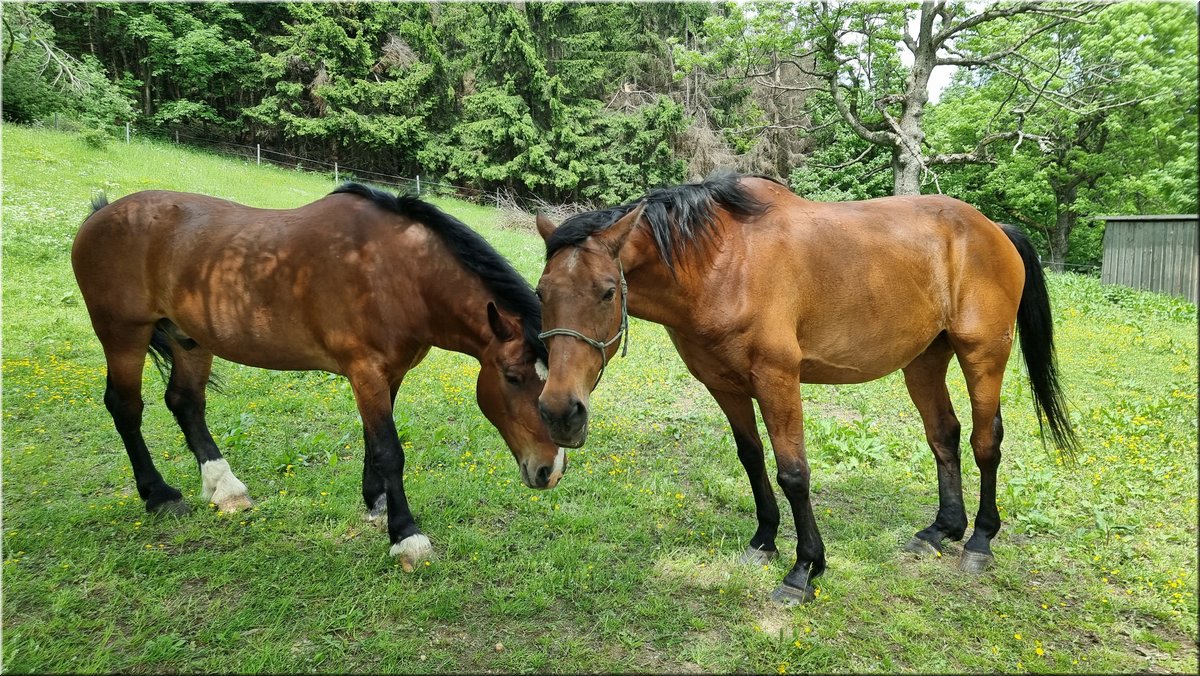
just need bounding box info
[476,302,564,489]
[533,204,646,448]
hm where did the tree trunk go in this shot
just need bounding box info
[892,149,922,195]
[1047,181,1079,271]
[891,1,936,195]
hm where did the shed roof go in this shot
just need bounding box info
[1094,214,1197,222]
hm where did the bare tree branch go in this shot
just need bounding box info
[808,143,876,169]
[828,75,894,146]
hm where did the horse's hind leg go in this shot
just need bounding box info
[900,335,968,556]
[163,340,252,513]
[707,387,781,565]
[951,336,1012,573]
[100,323,189,515]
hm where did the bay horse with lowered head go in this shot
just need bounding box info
[72,183,563,570]
[533,172,1077,604]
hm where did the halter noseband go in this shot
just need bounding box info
[537,259,630,390]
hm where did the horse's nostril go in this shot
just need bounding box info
[570,399,586,422]
[536,464,552,487]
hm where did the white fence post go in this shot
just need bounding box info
[334,163,339,183]
[416,175,420,195]
[256,144,261,165]
[125,122,130,144]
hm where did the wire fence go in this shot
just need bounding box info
[40,114,553,214]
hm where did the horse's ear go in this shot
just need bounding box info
[535,212,558,242]
[594,201,646,256]
[486,301,518,342]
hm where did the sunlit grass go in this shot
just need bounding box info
[2,124,1197,673]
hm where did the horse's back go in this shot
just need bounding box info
[733,184,1025,382]
[71,190,428,372]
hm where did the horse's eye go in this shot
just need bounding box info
[505,373,522,386]
[602,287,616,302]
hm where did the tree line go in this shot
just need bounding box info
[3,1,1195,268]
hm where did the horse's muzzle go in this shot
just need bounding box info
[521,449,567,489]
[538,396,588,448]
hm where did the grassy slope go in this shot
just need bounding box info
[2,125,1197,674]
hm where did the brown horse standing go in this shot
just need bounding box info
[533,172,1077,604]
[72,183,563,570]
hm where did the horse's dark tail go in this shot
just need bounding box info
[1001,224,1080,459]
[146,319,223,392]
[90,192,109,215]
[148,322,174,383]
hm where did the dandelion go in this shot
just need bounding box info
[777,664,788,674]
[1014,633,1023,641]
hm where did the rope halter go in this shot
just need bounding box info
[537,259,629,391]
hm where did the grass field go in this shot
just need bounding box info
[2,124,1197,673]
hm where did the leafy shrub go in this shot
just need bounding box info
[78,127,112,149]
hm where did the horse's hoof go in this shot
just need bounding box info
[902,536,942,557]
[740,546,779,566]
[148,499,191,516]
[958,550,994,574]
[390,534,433,572]
[215,495,253,513]
[770,583,815,606]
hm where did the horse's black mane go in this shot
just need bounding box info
[332,182,547,362]
[545,171,778,271]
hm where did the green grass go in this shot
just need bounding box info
[2,124,1197,673]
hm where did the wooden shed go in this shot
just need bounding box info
[1098,214,1198,303]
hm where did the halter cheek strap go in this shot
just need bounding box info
[537,260,629,390]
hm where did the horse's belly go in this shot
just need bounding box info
[168,308,341,373]
[798,357,896,385]
[798,333,935,385]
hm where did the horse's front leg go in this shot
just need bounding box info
[706,386,780,565]
[363,381,402,529]
[346,362,431,571]
[755,370,825,605]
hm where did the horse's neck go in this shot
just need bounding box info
[620,229,702,329]
[424,273,494,360]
